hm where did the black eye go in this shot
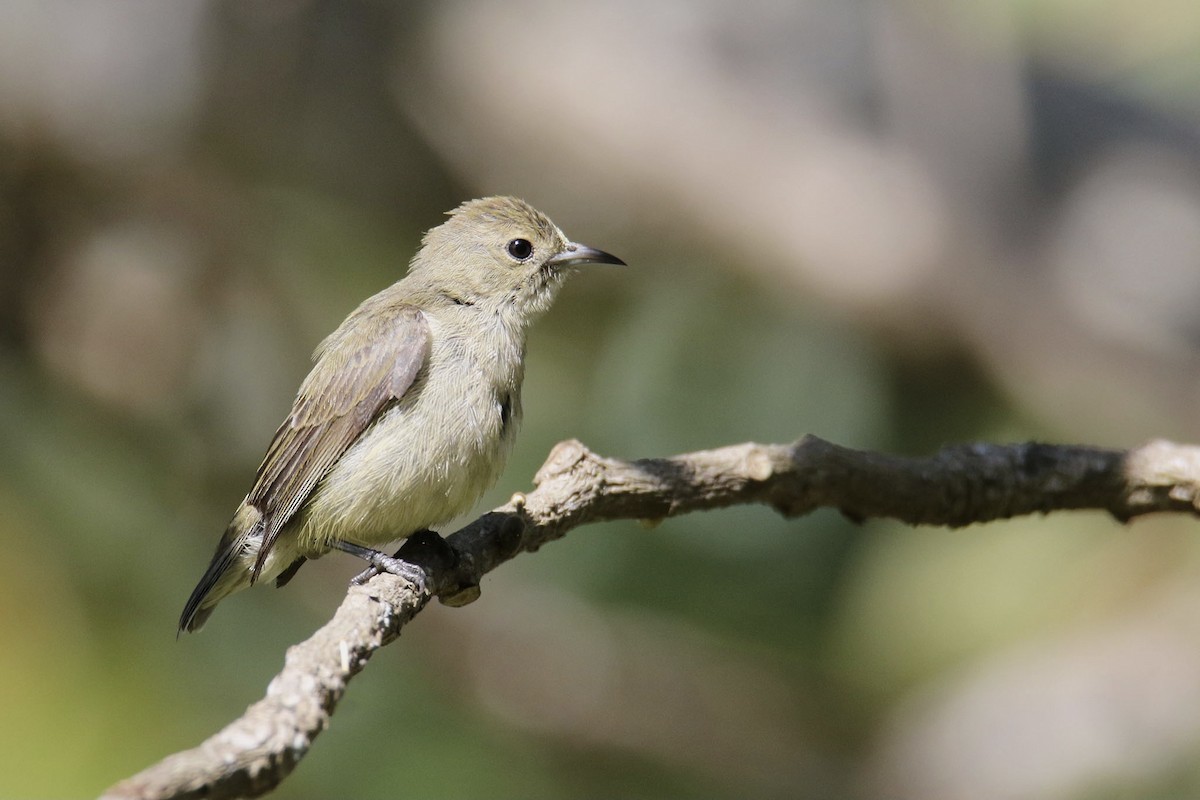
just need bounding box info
[506,238,533,261]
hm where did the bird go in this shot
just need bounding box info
[180,196,624,632]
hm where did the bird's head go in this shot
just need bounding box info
[410,196,625,319]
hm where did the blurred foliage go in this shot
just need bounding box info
[5,1,1200,798]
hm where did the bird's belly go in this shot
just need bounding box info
[294,385,517,552]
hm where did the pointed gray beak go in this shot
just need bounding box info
[546,242,626,268]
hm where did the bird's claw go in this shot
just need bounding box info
[336,540,429,594]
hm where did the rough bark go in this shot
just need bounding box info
[101,436,1200,800]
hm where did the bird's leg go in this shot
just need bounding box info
[337,540,428,593]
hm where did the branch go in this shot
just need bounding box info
[101,436,1200,800]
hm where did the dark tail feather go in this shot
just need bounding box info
[275,556,307,588]
[179,532,241,634]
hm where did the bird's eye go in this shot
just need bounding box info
[506,238,533,261]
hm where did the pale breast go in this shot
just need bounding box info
[295,314,524,552]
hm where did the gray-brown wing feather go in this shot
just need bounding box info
[248,305,429,579]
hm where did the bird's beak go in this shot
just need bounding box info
[547,242,626,268]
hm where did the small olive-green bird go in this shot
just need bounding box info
[180,196,624,632]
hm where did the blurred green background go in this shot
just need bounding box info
[5,1,1200,798]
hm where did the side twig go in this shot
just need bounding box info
[101,436,1200,800]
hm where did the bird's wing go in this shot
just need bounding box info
[248,305,430,579]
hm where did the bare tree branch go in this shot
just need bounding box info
[101,436,1200,800]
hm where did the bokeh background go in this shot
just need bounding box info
[6,1,1200,797]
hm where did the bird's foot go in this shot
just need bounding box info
[349,562,381,586]
[337,539,429,593]
[344,530,486,607]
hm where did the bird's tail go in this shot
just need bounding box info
[179,508,260,634]
[179,529,243,634]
